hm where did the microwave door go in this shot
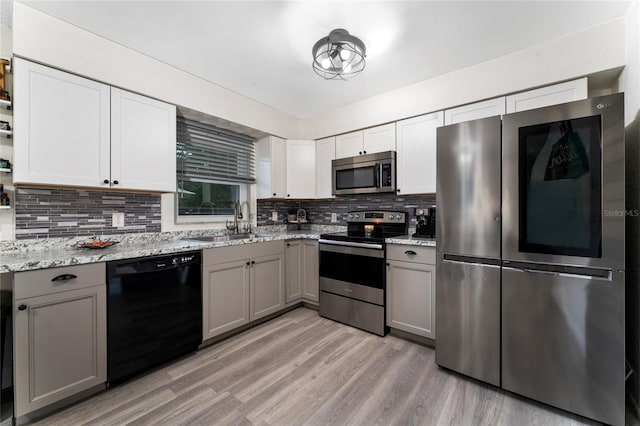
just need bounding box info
[333,159,379,195]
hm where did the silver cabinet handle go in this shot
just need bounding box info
[404,250,417,256]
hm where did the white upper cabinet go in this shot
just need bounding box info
[256,136,286,198]
[444,97,506,125]
[335,123,396,159]
[363,123,396,154]
[285,139,316,198]
[396,112,443,195]
[14,59,177,192]
[505,78,588,113]
[14,58,111,188]
[315,136,335,198]
[335,130,364,159]
[110,88,176,192]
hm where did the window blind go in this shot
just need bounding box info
[177,117,256,184]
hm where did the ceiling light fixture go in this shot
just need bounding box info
[312,29,366,80]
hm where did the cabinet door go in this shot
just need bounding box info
[285,241,302,303]
[111,88,177,192]
[14,285,106,417]
[203,260,250,340]
[444,97,506,125]
[396,112,443,195]
[335,131,363,159]
[386,260,435,339]
[250,253,285,320]
[286,140,316,198]
[256,136,286,198]
[363,123,396,155]
[13,58,110,188]
[315,137,335,198]
[505,78,588,113]
[301,240,319,303]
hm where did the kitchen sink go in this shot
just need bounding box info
[185,234,255,242]
[184,233,274,243]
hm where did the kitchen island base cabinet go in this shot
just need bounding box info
[13,264,107,418]
[386,245,436,339]
[202,241,285,341]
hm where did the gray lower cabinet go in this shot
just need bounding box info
[13,263,107,418]
[285,240,319,304]
[203,241,285,341]
[203,260,250,339]
[386,245,436,339]
[251,253,285,319]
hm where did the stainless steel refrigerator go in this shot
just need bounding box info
[436,93,625,426]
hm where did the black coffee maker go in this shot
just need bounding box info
[413,207,436,238]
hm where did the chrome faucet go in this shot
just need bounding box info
[226,200,242,234]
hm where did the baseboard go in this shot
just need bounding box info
[389,328,435,348]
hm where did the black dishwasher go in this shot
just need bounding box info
[107,251,202,384]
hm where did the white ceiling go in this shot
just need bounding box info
[15,1,632,119]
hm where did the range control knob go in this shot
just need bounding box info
[388,214,394,220]
[396,214,403,220]
[348,214,354,219]
[354,214,360,219]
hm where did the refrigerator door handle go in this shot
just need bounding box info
[442,254,501,268]
[502,265,613,282]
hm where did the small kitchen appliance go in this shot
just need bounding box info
[318,210,408,336]
[332,151,396,195]
[413,207,435,238]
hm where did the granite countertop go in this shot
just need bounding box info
[0,226,436,273]
[385,235,437,247]
[0,227,341,273]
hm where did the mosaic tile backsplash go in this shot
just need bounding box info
[15,188,161,239]
[257,193,436,229]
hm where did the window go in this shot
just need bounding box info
[176,117,255,222]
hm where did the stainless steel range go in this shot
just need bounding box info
[318,210,408,336]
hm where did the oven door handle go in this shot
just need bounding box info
[319,239,384,250]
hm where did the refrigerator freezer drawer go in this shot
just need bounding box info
[502,267,625,426]
[435,259,500,386]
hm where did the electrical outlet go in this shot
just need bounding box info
[331,213,338,222]
[271,211,278,221]
[112,212,125,227]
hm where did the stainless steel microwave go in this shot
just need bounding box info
[332,151,397,195]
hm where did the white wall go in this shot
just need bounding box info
[11,3,299,140]
[299,18,626,140]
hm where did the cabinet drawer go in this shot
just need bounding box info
[387,245,435,264]
[15,263,106,300]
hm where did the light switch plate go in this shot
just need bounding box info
[331,213,337,222]
[112,212,125,227]
[271,211,278,221]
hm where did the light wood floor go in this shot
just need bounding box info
[27,308,630,425]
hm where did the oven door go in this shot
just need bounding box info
[318,240,385,305]
[502,93,624,270]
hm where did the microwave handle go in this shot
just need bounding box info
[375,163,381,188]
